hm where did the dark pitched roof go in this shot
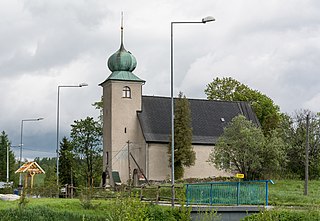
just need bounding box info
[137,96,260,145]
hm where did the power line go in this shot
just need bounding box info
[10,146,55,154]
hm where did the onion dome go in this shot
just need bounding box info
[102,17,144,83]
[107,44,137,72]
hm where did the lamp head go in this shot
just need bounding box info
[79,83,88,87]
[202,16,215,23]
[37,118,44,121]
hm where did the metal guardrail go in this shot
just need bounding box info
[186,180,274,206]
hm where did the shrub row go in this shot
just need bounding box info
[0,207,102,221]
[0,198,192,221]
[243,209,320,221]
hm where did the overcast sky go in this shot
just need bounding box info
[1,0,320,160]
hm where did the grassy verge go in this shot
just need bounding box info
[243,180,320,220]
[269,180,320,207]
[2,179,320,220]
[0,197,192,221]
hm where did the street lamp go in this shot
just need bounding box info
[56,83,88,187]
[170,17,215,207]
[19,117,44,187]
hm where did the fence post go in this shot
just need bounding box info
[237,182,240,206]
[140,186,144,201]
[265,181,268,206]
[210,183,213,205]
[156,186,160,204]
[186,184,189,206]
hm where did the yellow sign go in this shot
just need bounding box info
[236,173,244,179]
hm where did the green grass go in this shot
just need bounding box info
[243,180,320,220]
[269,180,320,207]
[1,180,320,220]
[0,197,191,221]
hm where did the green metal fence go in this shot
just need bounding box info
[186,180,273,206]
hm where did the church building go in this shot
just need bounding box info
[100,24,259,184]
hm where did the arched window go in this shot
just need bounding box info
[122,86,131,98]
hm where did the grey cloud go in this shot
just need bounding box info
[2,0,320,160]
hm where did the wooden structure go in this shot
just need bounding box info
[15,161,45,189]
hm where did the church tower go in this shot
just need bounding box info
[100,17,145,185]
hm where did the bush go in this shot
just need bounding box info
[106,197,191,221]
[0,207,106,221]
[0,198,192,221]
[242,209,320,221]
[0,187,13,194]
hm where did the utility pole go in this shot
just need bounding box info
[304,113,310,195]
[6,144,9,183]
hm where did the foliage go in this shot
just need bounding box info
[27,184,59,198]
[59,137,75,186]
[285,110,320,179]
[208,115,286,179]
[242,209,320,221]
[193,209,222,221]
[71,117,102,187]
[106,197,191,221]
[34,157,56,186]
[205,77,281,135]
[79,188,101,210]
[0,197,192,221]
[3,180,320,220]
[268,180,320,207]
[0,207,106,221]
[92,97,103,123]
[168,92,195,179]
[0,131,17,184]
[18,188,29,209]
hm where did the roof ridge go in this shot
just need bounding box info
[142,95,249,104]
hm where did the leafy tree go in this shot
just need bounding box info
[92,97,103,123]
[282,110,320,179]
[208,115,285,179]
[71,117,102,187]
[0,131,16,183]
[168,92,195,179]
[59,137,75,185]
[205,77,281,135]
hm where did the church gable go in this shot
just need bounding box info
[137,96,259,145]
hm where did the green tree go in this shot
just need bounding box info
[92,97,103,123]
[0,131,16,183]
[59,137,74,185]
[34,157,56,186]
[205,77,281,135]
[208,115,285,179]
[168,92,195,179]
[282,110,320,179]
[71,117,102,187]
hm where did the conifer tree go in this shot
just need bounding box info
[59,137,74,185]
[0,131,16,183]
[168,92,195,179]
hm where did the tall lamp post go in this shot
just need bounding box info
[170,16,215,207]
[19,118,44,187]
[56,83,88,187]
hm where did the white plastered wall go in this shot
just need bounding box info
[147,143,231,180]
[102,80,146,183]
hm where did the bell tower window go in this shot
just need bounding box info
[122,86,131,98]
